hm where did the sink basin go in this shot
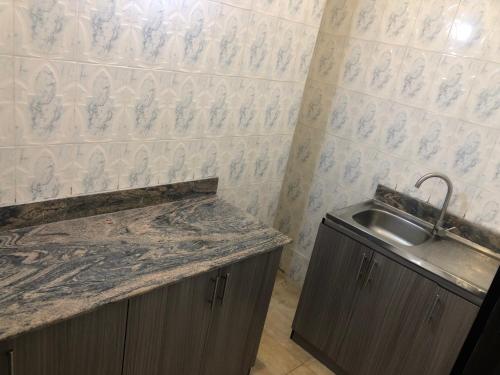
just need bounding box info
[352,209,432,246]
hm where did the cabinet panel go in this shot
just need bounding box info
[293,224,373,357]
[201,250,281,375]
[12,301,127,375]
[0,340,13,375]
[123,270,218,375]
[401,287,479,375]
[357,262,438,375]
[335,253,434,374]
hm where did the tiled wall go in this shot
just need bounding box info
[0,0,324,226]
[277,0,500,284]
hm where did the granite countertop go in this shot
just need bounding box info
[0,193,290,342]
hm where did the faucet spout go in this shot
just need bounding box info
[415,173,453,236]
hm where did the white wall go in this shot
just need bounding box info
[0,0,325,226]
[277,0,500,284]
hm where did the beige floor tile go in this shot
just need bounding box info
[288,364,317,375]
[250,271,335,375]
[304,358,335,375]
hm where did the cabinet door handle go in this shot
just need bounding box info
[356,253,369,283]
[7,350,14,375]
[208,277,220,311]
[427,294,441,323]
[363,260,378,288]
[217,273,230,305]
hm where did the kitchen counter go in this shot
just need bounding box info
[0,183,290,342]
[327,199,499,306]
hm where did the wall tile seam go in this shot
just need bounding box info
[0,54,308,86]
[2,135,297,149]
[304,77,500,135]
[217,0,323,28]
[315,31,500,67]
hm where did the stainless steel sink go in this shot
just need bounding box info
[327,200,500,302]
[352,208,432,247]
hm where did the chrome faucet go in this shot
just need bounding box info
[415,173,453,236]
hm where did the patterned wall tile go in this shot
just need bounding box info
[364,43,405,98]
[78,0,133,64]
[204,76,238,137]
[350,0,386,40]
[73,142,123,195]
[174,0,217,73]
[0,0,13,54]
[253,0,280,17]
[0,56,14,147]
[409,0,459,52]
[15,0,78,59]
[75,64,131,142]
[15,58,78,145]
[293,24,318,82]
[321,0,354,36]
[0,147,15,206]
[394,48,440,108]
[119,141,157,189]
[310,33,346,85]
[469,189,500,231]
[209,3,249,75]
[379,0,422,46]
[16,145,75,203]
[464,62,500,129]
[241,12,277,78]
[127,0,178,68]
[339,39,373,91]
[305,0,327,27]
[121,69,173,141]
[481,139,500,192]
[446,0,496,58]
[280,0,307,24]
[444,122,497,183]
[232,78,265,136]
[427,55,482,117]
[168,72,208,139]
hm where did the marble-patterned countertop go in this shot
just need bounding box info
[0,195,290,342]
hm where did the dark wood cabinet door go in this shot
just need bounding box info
[123,270,218,375]
[12,301,128,375]
[293,224,372,357]
[399,286,479,375]
[201,249,282,375]
[0,340,14,375]
[349,256,438,375]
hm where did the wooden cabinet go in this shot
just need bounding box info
[123,270,219,375]
[123,249,281,375]
[7,301,128,375]
[202,250,281,374]
[292,224,479,375]
[0,248,282,375]
[293,224,373,356]
[399,286,479,375]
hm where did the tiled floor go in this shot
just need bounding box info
[250,272,335,375]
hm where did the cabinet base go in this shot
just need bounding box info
[290,330,347,375]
